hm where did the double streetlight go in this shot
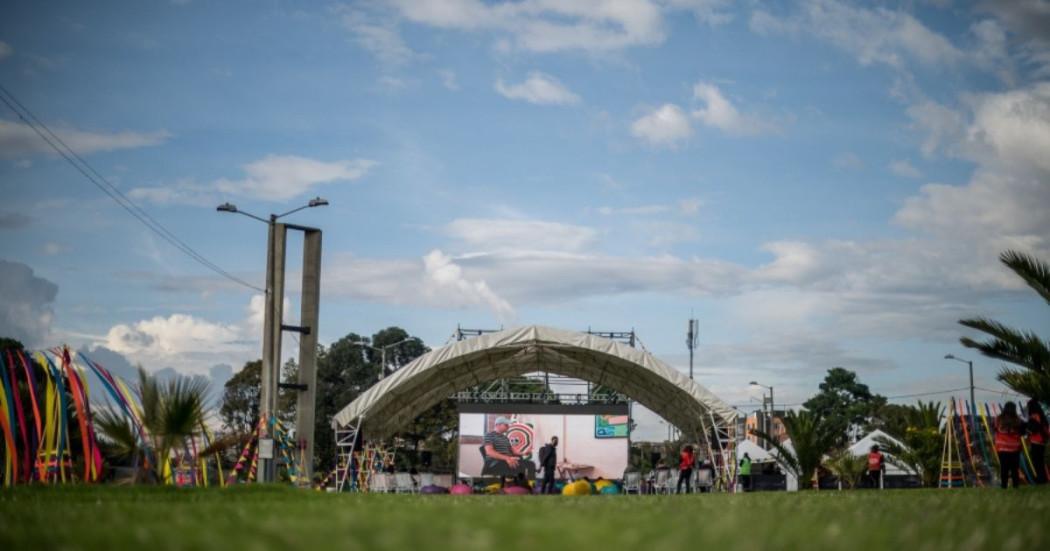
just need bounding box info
[217,196,328,483]
[749,381,775,447]
[217,196,329,224]
[348,337,415,380]
[944,354,976,413]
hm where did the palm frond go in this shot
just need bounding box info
[1001,250,1050,305]
[751,429,800,477]
[959,318,1049,373]
[998,368,1050,403]
[94,407,140,459]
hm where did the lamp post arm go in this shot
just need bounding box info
[275,204,312,219]
[234,210,270,224]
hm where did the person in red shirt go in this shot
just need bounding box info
[1026,399,1048,485]
[996,401,1024,488]
[676,445,695,494]
[867,445,885,489]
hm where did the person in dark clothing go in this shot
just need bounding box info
[676,445,695,494]
[867,445,885,489]
[1026,399,1048,484]
[996,402,1024,489]
[538,436,559,494]
[481,416,535,485]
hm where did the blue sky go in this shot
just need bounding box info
[2,0,1048,440]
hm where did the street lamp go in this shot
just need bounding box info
[349,337,415,380]
[750,381,775,447]
[217,197,328,483]
[945,354,976,415]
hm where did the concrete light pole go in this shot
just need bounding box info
[217,197,327,482]
[750,381,774,448]
[686,317,698,381]
[945,354,976,415]
[348,337,415,380]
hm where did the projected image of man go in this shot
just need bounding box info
[481,416,535,481]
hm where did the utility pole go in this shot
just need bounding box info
[945,354,976,418]
[686,317,698,380]
[219,198,327,483]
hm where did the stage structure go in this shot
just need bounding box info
[331,325,738,491]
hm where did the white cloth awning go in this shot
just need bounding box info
[332,325,737,439]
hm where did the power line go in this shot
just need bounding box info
[730,386,974,410]
[0,83,264,293]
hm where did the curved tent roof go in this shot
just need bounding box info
[332,325,737,440]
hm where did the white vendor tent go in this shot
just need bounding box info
[736,439,774,463]
[848,429,912,475]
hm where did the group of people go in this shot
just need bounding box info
[994,399,1048,488]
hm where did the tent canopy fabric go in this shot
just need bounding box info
[735,439,774,463]
[332,325,737,439]
[848,429,911,475]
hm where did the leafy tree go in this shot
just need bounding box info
[959,251,1050,403]
[313,331,389,473]
[803,368,887,446]
[753,409,837,490]
[0,337,24,350]
[218,358,297,435]
[875,401,943,487]
[872,403,916,440]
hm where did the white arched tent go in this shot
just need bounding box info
[332,325,737,441]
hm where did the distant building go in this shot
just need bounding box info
[745,411,787,449]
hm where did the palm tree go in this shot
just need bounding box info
[94,367,210,483]
[825,449,867,489]
[753,410,837,490]
[875,401,943,487]
[958,251,1050,403]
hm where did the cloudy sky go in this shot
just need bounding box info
[1,0,1048,440]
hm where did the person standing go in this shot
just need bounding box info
[1026,399,1048,485]
[995,402,1024,489]
[676,445,695,494]
[867,445,884,489]
[538,436,559,494]
[739,452,753,492]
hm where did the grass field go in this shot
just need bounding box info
[2,486,1048,550]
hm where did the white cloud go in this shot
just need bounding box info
[130,155,375,204]
[438,69,459,90]
[662,0,733,25]
[966,83,1050,175]
[907,100,967,157]
[0,41,12,60]
[596,196,701,216]
[678,197,702,215]
[0,120,169,158]
[596,205,671,216]
[889,160,922,178]
[691,82,776,135]
[631,103,693,147]
[445,218,597,252]
[322,250,514,320]
[390,0,666,53]
[750,0,963,69]
[105,314,241,358]
[338,6,415,65]
[422,250,514,319]
[41,242,69,256]
[495,72,580,105]
[833,152,864,170]
[0,260,58,347]
[214,155,375,201]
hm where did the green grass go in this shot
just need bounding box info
[2,485,1048,550]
